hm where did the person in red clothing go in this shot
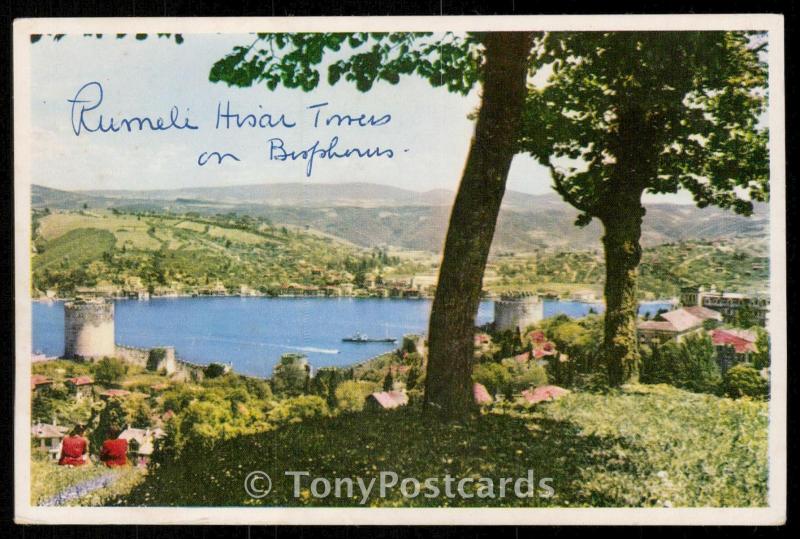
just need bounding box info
[58,425,88,466]
[99,426,128,467]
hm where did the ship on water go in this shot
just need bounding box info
[342,332,397,344]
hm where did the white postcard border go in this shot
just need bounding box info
[13,14,787,526]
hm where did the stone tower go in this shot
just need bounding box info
[494,292,544,333]
[63,299,116,360]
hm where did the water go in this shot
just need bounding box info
[32,297,673,377]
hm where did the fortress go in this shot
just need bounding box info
[62,298,200,378]
[63,299,116,359]
[494,292,544,333]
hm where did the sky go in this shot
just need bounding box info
[29,33,695,202]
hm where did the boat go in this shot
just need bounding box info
[342,332,397,344]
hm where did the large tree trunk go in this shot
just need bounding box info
[424,32,534,419]
[601,193,645,386]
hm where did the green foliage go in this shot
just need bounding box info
[204,363,227,379]
[500,358,549,394]
[724,364,768,400]
[642,333,722,395]
[271,354,310,396]
[89,398,127,451]
[32,210,410,296]
[472,362,513,397]
[146,348,167,371]
[268,395,330,424]
[752,327,771,370]
[405,365,421,390]
[119,385,768,508]
[382,370,394,391]
[675,333,723,395]
[121,394,152,428]
[734,303,760,328]
[522,32,768,223]
[93,357,128,386]
[334,380,378,413]
[209,32,482,95]
[32,228,115,292]
[309,367,344,408]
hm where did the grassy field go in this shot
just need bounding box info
[115,384,767,508]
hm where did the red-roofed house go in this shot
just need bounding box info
[365,390,409,411]
[711,328,758,371]
[473,383,493,405]
[513,351,530,364]
[638,307,722,345]
[100,389,131,399]
[65,376,94,398]
[31,375,53,392]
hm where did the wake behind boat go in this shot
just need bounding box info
[342,332,397,344]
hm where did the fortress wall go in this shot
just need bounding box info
[64,301,116,359]
[115,345,179,375]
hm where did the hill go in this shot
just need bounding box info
[31,208,768,298]
[31,209,423,296]
[116,384,767,507]
[32,183,770,252]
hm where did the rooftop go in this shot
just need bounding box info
[368,390,409,410]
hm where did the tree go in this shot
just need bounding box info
[734,303,760,328]
[752,327,771,370]
[675,333,722,395]
[210,31,535,418]
[271,353,310,396]
[521,32,768,385]
[89,398,127,451]
[94,357,127,386]
[382,369,395,391]
[204,362,228,379]
[724,363,768,399]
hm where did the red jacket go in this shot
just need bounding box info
[58,435,87,466]
[100,438,128,467]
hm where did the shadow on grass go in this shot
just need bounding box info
[118,408,644,507]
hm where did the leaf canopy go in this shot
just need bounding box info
[520,31,769,224]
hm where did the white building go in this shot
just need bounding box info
[680,285,769,326]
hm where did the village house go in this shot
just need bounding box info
[365,390,409,411]
[100,389,132,400]
[637,306,723,345]
[473,383,493,405]
[31,422,68,461]
[31,374,53,393]
[118,426,167,467]
[711,328,758,372]
[680,285,769,326]
[65,376,94,399]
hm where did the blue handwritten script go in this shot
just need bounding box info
[68,82,199,136]
[268,136,395,177]
[67,82,404,175]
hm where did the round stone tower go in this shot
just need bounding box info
[63,299,116,360]
[494,292,544,333]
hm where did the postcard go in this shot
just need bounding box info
[13,15,786,525]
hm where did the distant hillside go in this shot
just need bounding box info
[32,183,769,252]
[30,210,424,296]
